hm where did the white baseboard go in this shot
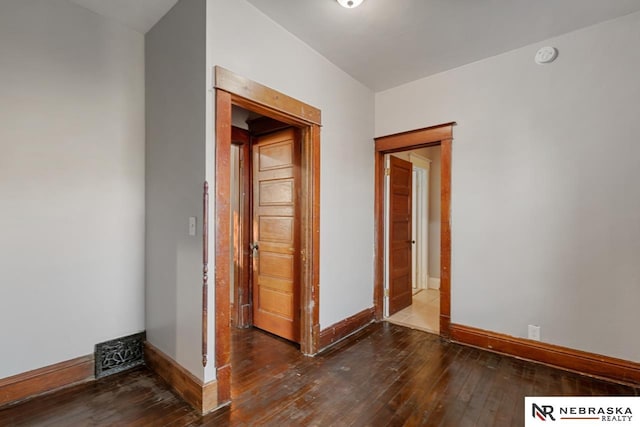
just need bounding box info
[415,276,429,290]
[428,277,440,290]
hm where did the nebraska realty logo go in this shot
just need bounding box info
[525,397,640,426]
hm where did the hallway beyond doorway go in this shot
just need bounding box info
[386,289,440,333]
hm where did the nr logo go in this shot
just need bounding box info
[532,403,556,421]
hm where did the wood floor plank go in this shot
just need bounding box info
[1,322,637,426]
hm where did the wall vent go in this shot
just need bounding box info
[95,332,145,378]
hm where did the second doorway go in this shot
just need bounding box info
[384,146,442,334]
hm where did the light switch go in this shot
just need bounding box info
[188,217,197,236]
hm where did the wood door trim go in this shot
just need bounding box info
[215,66,321,125]
[231,126,250,144]
[214,68,321,407]
[439,138,452,338]
[214,90,232,405]
[375,123,455,152]
[304,124,321,353]
[450,324,640,386]
[374,123,455,338]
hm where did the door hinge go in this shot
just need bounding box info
[384,168,391,176]
[384,288,389,297]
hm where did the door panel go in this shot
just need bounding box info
[231,127,251,328]
[252,128,300,342]
[388,155,413,315]
[259,180,294,205]
[259,217,294,243]
[258,142,294,170]
[260,252,294,279]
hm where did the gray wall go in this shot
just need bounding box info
[376,11,640,362]
[0,0,145,379]
[146,0,207,380]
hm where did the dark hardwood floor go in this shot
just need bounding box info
[1,322,637,426]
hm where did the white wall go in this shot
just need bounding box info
[146,0,207,381]
[206,0,375,379]
[0,0,145,379]
[376,12,640,362]
[419,146,441,280]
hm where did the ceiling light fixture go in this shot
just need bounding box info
[337,0,364,9]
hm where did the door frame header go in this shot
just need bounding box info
[215,66,321,126]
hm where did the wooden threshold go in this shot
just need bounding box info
[450,324,640,387]
[144,342,219,415]
[319,307,376,350]
[0,355,94,408]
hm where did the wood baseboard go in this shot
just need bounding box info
[0,355,94,408]
[450,323,640,386]
[144,342,218,414]
[319,307,375,350]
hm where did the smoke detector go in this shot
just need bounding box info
[337,0,364,8]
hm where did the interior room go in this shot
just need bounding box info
[1,0,639,424]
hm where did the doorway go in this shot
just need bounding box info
[374,123,454,338]
[212,67,321,406]
[230,112,302,343]
[384,147,441,333]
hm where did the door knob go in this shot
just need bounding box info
[250,242,259,252]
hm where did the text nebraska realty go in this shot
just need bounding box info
[559,405,632,422]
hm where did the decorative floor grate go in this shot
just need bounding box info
[95,332,145,378]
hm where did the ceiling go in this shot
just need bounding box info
[68,0,179,34]
[68,0,640,91]
[245,0,640,90]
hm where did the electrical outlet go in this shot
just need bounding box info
[528,324,541,341]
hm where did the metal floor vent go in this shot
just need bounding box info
[95,332,145,378]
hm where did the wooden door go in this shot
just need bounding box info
[231,127,251,328]
[252,128,300,342]
[388,155,413,315]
